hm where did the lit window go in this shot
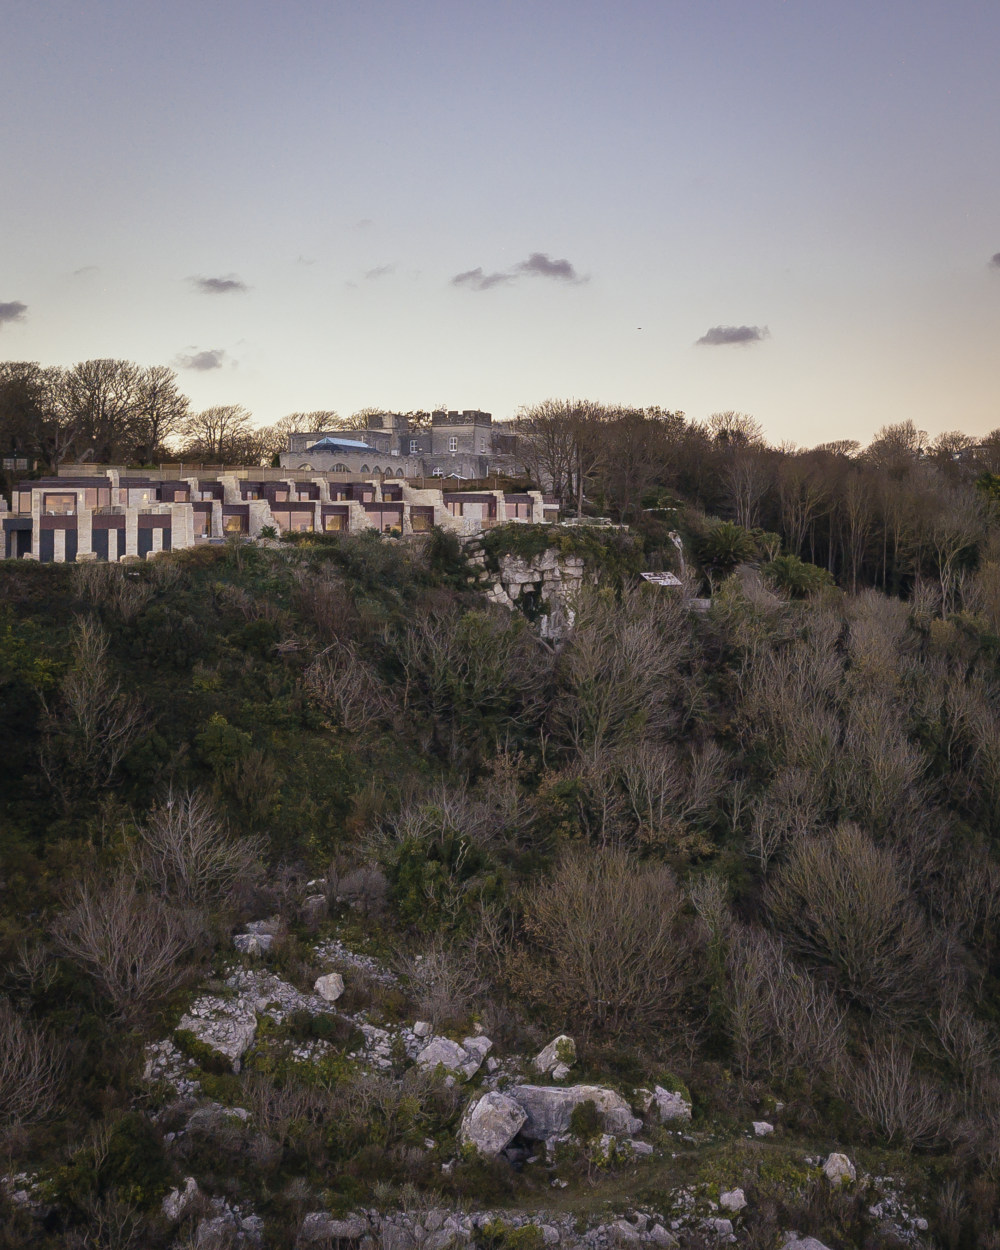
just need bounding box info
[44,493,76,515]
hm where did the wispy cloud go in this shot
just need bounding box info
[365,264,395,280]
[991,252,1000,269]
[514,252,582,281]
[191,274,248,295]
[451,267,514,291]
[175,348,228,371]
[696,324,769,346]
[72,265,99,277]
[451,251,585,291]
[0,301,27,327]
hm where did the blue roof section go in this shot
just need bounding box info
[306,436,374,452]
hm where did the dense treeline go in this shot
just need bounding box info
[5,356,1000,611]
[0,359,338,474]
[3,521,1000,1246]
[517,402,1000,604]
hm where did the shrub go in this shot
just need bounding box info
[765,824,938,1018]
[551,586,689,754]
[513,846,702,1039]
[844,1035,960,1149]
[475,1220,545,1250]
[0,998,62,1127]
[765,553,835,597]
[395,936,484,1031]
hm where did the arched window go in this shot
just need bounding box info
[360,465,369,473]
[334,463,349,472]
[297,463,313,470]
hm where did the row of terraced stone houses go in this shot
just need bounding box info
[1,467,557,562]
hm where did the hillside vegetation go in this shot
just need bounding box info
[3,485,1000,1246]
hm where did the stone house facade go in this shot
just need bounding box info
[2,467,556,563]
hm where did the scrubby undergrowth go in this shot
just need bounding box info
[3,528,1000,1248]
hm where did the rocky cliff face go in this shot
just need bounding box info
[481,550,591,639]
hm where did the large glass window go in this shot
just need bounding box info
[223,513,246,533]
[324,513,346,532]
[44,493,76,515]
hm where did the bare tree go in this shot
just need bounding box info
[552,586,689,754]
[52,875,202,1025]
[747,766,823,869]
[838,469,875,593]
[599,407,685,521]
[863,418,926,474]
[725,924,847,1087]
[515,398,608,510]
[0,999,63,1127]
[723,447,772,529]
[304,642,394,734]
[0,361,75,470]
[134,365,190,462]
[180,404,260,463]
[60,358,144,462]
[927,485,986,612]
[618,741,726,849]
[130,789,266,907]
[704,410,764,447]
[40,617,150,806]
[258,410,340,460]
[777,456,829,558]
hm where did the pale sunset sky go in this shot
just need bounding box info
[1,0,998,444]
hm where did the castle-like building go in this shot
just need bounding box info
[2,465,555,562]
[281,410,518,479]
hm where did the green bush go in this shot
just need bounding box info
[765,554,835,597]
[475,1219,545,1250]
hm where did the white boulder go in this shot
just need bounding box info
[720,1189,747,1212]
[822,1152,856,1185]
[642,1085,692,1122]
[459,1091,528,1156]
[534,1034,576,1075]
[163,1176,200,1222]
[313,972,344,1003]
[417,1035,491,1080]
[298,1213,368,1243]
[177,996,257,1073]
[413,1020,432,1037]
[753,1120,775,1136]
[509,1084,642,1140]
